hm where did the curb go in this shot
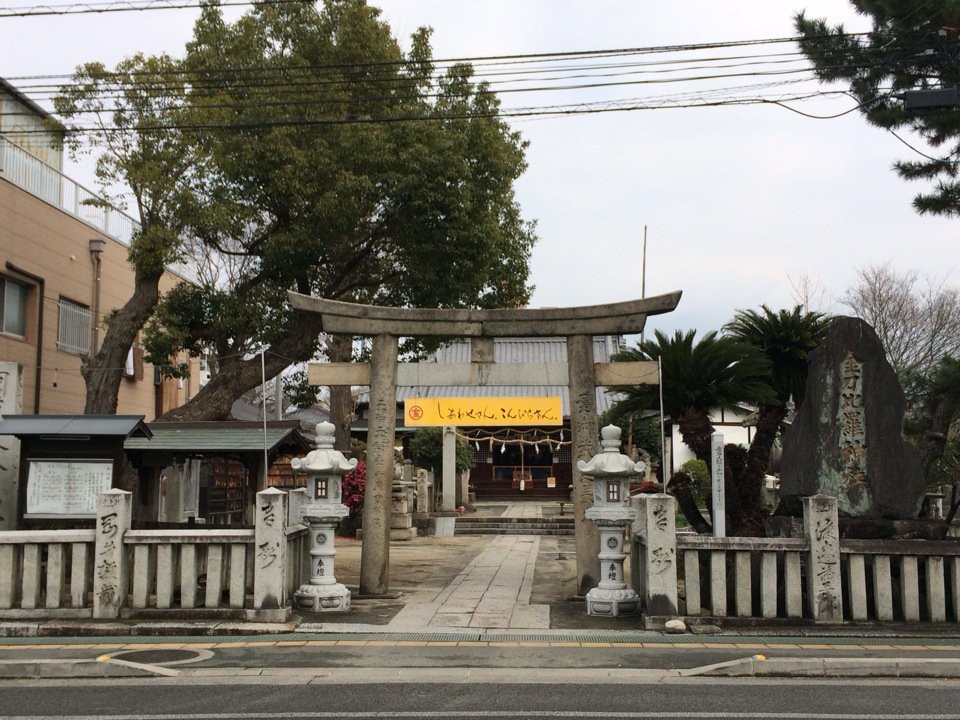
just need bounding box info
[0,658,158,679]
[0,621,298,638]
[684,655,960,678]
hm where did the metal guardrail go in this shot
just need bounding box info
[0,134,139,245]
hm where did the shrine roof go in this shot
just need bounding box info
[123,421,309,453]
[0,414,151,438]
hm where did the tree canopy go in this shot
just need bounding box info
[608,329,773,463]
[57,0,536,421]
[609,309,828,536]
[796,1,960,216]
[55,54,204,413]
[841,263,960,377]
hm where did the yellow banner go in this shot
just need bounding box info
[404,397,563,427]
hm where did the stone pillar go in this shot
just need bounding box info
[93,489,132,619]
[0,362,22,531]
[441,426,456,511]
[254,487,287,610]
[632,494,678,616]
[710,432,725,537]
[567,334,600,595]
[803,494,843,621]
[360,333,399,595]
[415,468,430,513]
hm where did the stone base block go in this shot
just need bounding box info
[586,587,640,617]
[392,499,409,514]
[390,527,418,541]
[294,583,351,613]
[390,514,413,530]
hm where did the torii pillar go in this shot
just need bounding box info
[290,291,681,597]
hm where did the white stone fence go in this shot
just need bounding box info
[0,488,311,622]
[632,493,960,623]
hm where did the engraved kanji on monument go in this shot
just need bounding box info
[779,317,925,519]
[93,489,132,619]
[254,487,288,610]
[804,495,843,621]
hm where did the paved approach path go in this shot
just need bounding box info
[387,533,549,630]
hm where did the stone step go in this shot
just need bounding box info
[454,525,574,536]
[454,518,575,536]
[457,516,575,525]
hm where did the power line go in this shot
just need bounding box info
[0,0,304,17]
[0,88,860,136]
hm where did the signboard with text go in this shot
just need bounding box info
[404,397,563,427]
[25,459,113,517]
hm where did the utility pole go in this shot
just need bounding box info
[640,225,647,345]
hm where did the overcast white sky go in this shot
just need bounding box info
[2,1,955,339]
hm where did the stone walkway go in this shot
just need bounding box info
[387,533,550,630]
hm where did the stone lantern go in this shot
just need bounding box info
[290,421,357,612]
[580,424,645,617]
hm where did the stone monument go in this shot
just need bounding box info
[290,422,356,612]
[779,316,925,519]
[580,424,643,617]
[0,362,22,531]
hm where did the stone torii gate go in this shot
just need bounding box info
[289,290,681,597]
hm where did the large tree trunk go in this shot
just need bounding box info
[677,408,714,462]
[83,270,163,414]
[667,470,712,534]
[918,396,954,477]
[327,334,355,452]
[158,315,323,421]
[729,404,784,536]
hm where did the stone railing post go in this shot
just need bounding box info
[803,494,843,622]
[254,488,288,610]
[287,488,311,586]
[631,494,679,616]
[287,487,307,527]
[93,489,132,619]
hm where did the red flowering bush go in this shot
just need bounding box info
[342,461,365,519]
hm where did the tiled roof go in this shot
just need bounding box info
[124,422,309,453]
[0,415,151,438]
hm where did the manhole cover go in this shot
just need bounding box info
[111,649,202,665]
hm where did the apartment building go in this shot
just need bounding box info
[0,77,201,418]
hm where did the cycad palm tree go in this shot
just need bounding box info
[609,329,773,463]
[724,305,829,532]
[608,329,773,532]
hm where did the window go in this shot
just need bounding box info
[606,482,620,503]
[315,477,328,499]
[58,298,91,354]
[0,277,27,337]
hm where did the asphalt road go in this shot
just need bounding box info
[4,640,960,672]
[1,679,960,719]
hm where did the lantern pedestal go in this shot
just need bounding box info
[295,508,351,613]
[584,518,639,617]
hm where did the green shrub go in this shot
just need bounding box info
[409,428,474,473]
[681,458,710,499]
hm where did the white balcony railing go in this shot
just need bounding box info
[0,134,139,245]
